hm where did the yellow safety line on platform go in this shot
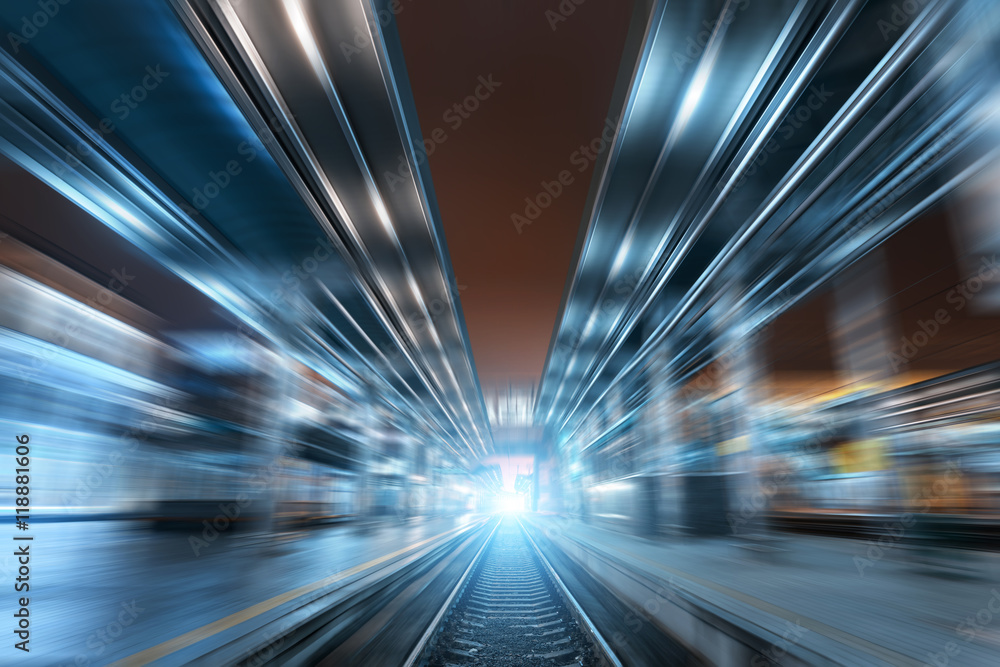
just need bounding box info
[595,536,924,666]
[110,520,485,666]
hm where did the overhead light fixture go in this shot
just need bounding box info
[283,0,318,65]
[676,65,710,128]
[373,194,393,231]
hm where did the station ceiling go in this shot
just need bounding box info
[0,0,998,464]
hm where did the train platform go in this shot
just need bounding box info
[526,514,1000,666]
[15,514,489,666]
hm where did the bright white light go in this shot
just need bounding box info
[499,493,525,514]
[677,66,710,127]
[373,195,392,231]
[608,240,632,279]
[284,0,318,61]
[288,400,321,422]
[102,198,152,235]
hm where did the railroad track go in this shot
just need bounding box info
[407,517,620,667]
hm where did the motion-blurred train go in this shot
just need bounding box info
[0,237,472,531]
[564,363,1000,549]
